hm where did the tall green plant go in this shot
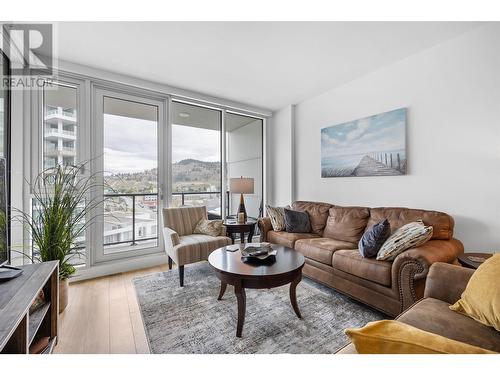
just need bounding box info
[16,163,102,280]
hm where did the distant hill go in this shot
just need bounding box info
[105,159,221,194]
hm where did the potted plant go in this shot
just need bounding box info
[16,163,101,313]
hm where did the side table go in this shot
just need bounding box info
[457,252,493,269]
[223,217,257,244]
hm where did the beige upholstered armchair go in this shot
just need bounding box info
[162,206,231,286]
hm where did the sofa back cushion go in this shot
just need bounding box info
[323,206,370,244]
[367,207,454,240]
[292,201,333,235]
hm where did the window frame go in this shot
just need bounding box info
[92,86,167,264]
[0,50,11,260]
[31,70,268,275]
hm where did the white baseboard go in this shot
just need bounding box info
[70,253,168,283]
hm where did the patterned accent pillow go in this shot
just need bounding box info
[265,205,290,231]
[376,220,433,261]
[193,219,223,237]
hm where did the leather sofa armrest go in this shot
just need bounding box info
[257,217,273,242]
[392,238,464,311]
[424,262,474,305]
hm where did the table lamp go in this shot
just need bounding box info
[229,177,254,221]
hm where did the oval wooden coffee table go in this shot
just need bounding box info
[208,245,305,338]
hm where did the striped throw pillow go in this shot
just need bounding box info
[376,220,433,261]
[265,205,290,231]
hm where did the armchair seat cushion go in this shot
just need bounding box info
[333,250,392,287]
[266,231,319,248]
[174,234,231,265]
[398,297,500,353]
[295,238,357,266]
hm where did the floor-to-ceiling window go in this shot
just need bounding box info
[225,113,263,219]
[38,80,86,266]
[171,101,222,218]
[33,74,266,272]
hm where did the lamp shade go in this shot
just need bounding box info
[229,177,254,194]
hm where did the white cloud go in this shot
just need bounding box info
[345,118,370,141]
[104,148,157,174]
[102,114,221,174]
[322,132,341,145]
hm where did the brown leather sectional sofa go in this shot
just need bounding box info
[337,263,500,353]
[258,201,464,317]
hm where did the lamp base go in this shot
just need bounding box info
[238,193,247,221]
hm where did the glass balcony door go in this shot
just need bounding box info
[93,89,166,263]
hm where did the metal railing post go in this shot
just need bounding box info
[132,195,136,245]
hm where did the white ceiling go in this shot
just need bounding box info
[55,22,482,111]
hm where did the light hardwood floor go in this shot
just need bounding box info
[54,264,170,354]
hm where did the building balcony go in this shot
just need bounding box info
[44,107,77,124]
[44,128,77,140]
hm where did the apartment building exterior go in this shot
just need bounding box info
[43,105,77,168]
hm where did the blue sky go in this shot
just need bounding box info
[321,108,406,159]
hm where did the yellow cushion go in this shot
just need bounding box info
[345,320,496,354]
[450,253,500,331]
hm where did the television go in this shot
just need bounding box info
[0,157,7,267]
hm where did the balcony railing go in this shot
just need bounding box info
[104,192,159,247]
[45,107,77,119]
[103,191,230,247]
[44,128,76,138]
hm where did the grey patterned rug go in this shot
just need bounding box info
[133,262,385,354]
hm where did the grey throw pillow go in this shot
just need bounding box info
[358,219,391,258]
[284,208,311,233]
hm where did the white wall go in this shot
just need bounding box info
[274,24,500,252]
[269,105,295,206]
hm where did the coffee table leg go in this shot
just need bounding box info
[290,274,303,319]
[217,281,227,300]
[234,281,246,338]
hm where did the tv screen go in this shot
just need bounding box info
[0,157,7,266]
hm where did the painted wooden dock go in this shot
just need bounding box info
[353,155,402,176]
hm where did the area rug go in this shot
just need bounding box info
[133,263,385,354]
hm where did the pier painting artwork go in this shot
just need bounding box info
[321,108,407,177]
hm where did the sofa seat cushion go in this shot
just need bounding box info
[295,238,357,266]
[398,298,500,353]
[174,234,231,265]
[332,250,392,287]
[267,231,319,248]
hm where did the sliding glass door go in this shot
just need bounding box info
[94,89,166,262]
